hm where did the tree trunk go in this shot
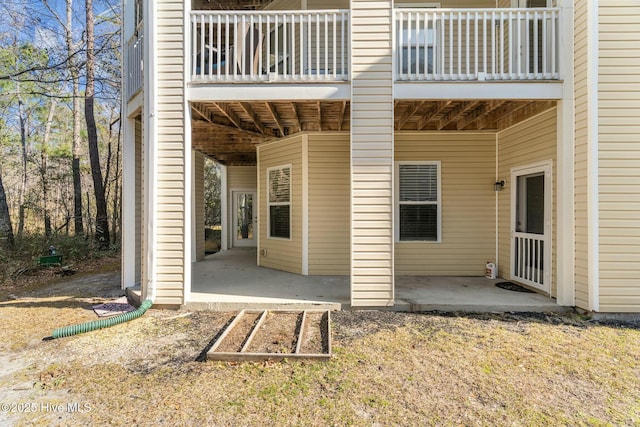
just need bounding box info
[0,166,15,250]
[67,0,84,236]
[16,84,27,237]
[84,0,110,247]
[41,99,57,237]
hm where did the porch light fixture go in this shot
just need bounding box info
[494,180,505,192]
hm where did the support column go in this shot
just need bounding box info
[350,0,394,307]
[121,116,137,289]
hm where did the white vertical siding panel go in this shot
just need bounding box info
[573,0,590,310]
[155,0,185,305]
[351,0,394,306]
[597,1,640,312]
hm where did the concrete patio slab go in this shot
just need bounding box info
[187,249,566,313]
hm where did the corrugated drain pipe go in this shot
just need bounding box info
[50,299,153,339]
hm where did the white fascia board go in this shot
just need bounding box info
[394,82,563,100]
[187,83,351,102]
[126,91,143,117]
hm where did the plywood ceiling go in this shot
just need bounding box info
[192,100,556,165]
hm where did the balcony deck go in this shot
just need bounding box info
[126,7,564,104]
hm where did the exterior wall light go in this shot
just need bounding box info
[494,180,505,191]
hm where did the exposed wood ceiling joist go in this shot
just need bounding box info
[190,99,557,165]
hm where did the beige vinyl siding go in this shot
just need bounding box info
[308,0,348,8]
[350,0,394,306]
[308,132,350,275]
[194,151,205,262]
[227,166,257,190]
[395,133,496,275]
[573,0,590,309]
[498,108,557,296]
[398,0,495,7]
[135,118,143,285]
[597,1,640,312]
[258,135,303,274]
[263,0,302,10]
[154,0,186,305]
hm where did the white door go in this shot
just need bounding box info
[511,162,552,292]
[232,191,257,248]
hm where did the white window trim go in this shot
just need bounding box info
[267,164,292,241]
[394,161,442,243]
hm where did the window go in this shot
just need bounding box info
[268,166,291,239]
[397,3,439,75]
[396,162,441,242]
[399,28,434,75]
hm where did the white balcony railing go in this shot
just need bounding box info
[513,232,545,287]
[395,8,560,81]
[126,32,144,100]
[190,10,349,82]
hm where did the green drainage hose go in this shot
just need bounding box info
[51,299,153,339]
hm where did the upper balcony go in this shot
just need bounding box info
[190,10,350,83]
[125,30,144,101]
[126,6,564,104]
[395,8,560,82]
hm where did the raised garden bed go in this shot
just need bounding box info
[207,309,331,362]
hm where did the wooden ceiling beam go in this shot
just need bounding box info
[456,100,506,130]
[478,100,543,130]
[192,120,268,139]
[191,103,213,123]
[338,101,347,131]
[497,100,556,131]
[265,102,285,137]
[209,102,245,130]
[417,101,451,130]
[239,102,269,135]
[290,103,302,133]
[396,101,425,130]
[437,101,480,130]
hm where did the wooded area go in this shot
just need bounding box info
[0,0,121,256]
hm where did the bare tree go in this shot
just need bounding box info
[65,0,84,235]
[0,165,15,249]
[16,82,28,237]
[40,98,57,236]
[85,0,110,246]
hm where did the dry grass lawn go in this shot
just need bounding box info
[0,262,638,426]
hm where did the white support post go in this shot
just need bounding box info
[555,0,575,307]
[121,117,137,290]
[221,164,228,251]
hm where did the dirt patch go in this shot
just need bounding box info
[298,311,329,354]
[208,310,331,360]
[245,311,299,354]
[215,311,262,353]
